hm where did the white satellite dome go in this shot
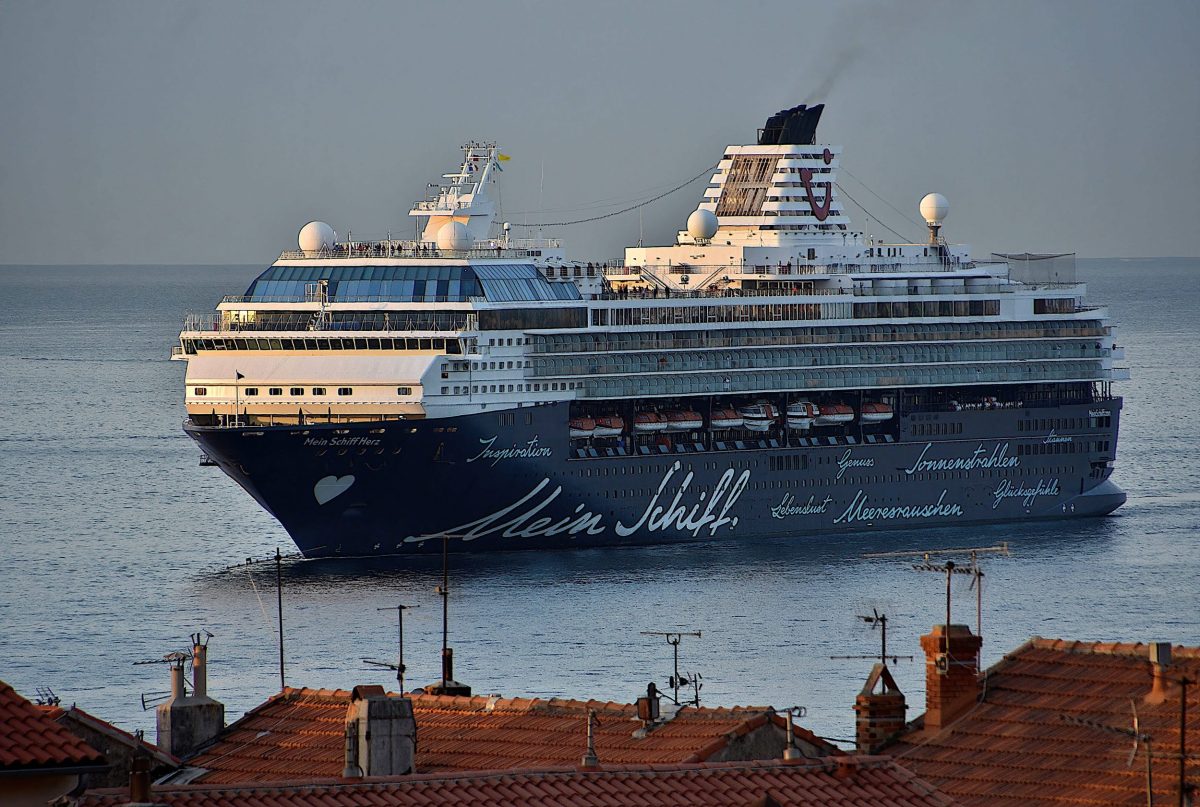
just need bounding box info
[298,221,335,254]
[919,193,949,225]
[436,221,472,252]
[687,208,719,241]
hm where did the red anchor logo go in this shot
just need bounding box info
[799,148,834,222]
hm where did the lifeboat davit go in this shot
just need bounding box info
[786,401,819,431]
[633,412,667,433]
[814,403,855,426]
[569,416,596,439]
[664,409,703,432]
[710,407,744,429]
[593,415,626,437]
[860,402,894,423]
[737,402,777,433]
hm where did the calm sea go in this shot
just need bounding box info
[1,258,1197,746]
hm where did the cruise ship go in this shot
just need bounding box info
[175,104,1127,558]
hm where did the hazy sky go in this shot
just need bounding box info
[1,0,1197,264]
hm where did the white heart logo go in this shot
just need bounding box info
[314,475,356,505]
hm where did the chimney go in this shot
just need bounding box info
[919,624,982,732]
[1146,642,1173,705]
[853,663,906,753]
[128,755,151,804]
[580,709,600,769]
[636,682,661,724]
[345,685,416,777]
[833,756,860,780]
[156,636,225,759]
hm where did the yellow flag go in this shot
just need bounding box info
[497,153,511,162]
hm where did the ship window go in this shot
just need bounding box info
[194,387,207,396]
[337,387,353,396]
[244,388,259,396]
[269,387,283,396]
[397,386,412,395]
[290,387,303,396]
[312,387,326,396]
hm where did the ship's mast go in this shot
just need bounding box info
[409,143,501,243]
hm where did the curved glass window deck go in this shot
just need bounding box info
[244,263,581,303]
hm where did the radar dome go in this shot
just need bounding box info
[687,208,719,241]
[436,221,472,252]
[298,221,335,254]
[920,193,949,225]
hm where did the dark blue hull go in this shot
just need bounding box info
[186,398,1124,558]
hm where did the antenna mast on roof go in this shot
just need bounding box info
[427,535,470,696]
[1060,700,1155,807]
[363,603,418,692]
[830,609,914,668]
[864,543,1010,660]
[134,650,192,710]
[641,630,703,706]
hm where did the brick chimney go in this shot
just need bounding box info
[853,663,906,753]
[156,636,225,759]
[344,685,416,777]
[919,624,982,732]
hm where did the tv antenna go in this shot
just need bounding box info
[641,630,703,706]
[34,687,60,707]
[134,650,191,710]
[1060,699,1154,807]
[864,543,1010,657]
[830,609,914,668]
[363,604,418,692]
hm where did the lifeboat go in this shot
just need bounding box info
[859,402,894,423]
[633,412,667,433]
[813,403,855,426]
[710,407,744,429]
[593,415,626,437]
[785,401,819,431]
[569,416,596,439]
[664,409,704,432]
[737,402,777,433]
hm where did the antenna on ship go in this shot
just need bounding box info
[363,603,418,692]
[640,630,703,706]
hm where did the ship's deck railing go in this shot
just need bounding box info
[183,311,476,333]
[218,294,486,305]
[276,237,559,261]
[592,283,1015,300]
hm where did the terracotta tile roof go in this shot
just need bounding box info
[69,756,957,807]
[889,638,1200,806]
[186,688,836,784]
[0,678,106,772]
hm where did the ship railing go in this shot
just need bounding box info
[218,294,487,304]
[276,237,560,261]
[186,412,411,430]
[182,312,477,333]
